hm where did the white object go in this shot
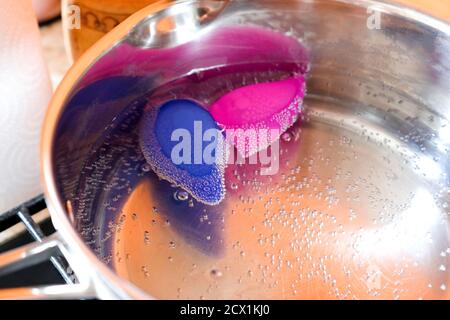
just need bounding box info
[32,0,61,22]
[0,1,52,213]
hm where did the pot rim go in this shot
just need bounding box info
[41,0,450,299]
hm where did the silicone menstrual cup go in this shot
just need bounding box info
[209,76,306,158]
[140,100,226,205]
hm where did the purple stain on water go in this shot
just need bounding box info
[144,173,226,256]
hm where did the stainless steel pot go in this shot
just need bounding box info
[0,0,449,299]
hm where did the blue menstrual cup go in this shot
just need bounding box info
[140,100,226,205]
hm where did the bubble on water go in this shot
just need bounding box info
[169,241,176,249]
[439,264,446,272]
[174,190,189,201]
[141,266,150,278]
[282,132,293,142]
[144,231,150,245]
[131,213,138,220]
[440,284,447,291]
[230,183,239,190]
[141,164,151,172]
[210,269,223,278]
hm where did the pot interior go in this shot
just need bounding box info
[50,0,450,299]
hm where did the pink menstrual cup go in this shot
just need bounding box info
[209,76,306,158]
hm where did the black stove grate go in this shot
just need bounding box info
[0,195,72,288]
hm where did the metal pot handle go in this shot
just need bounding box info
[0,205,96,300]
